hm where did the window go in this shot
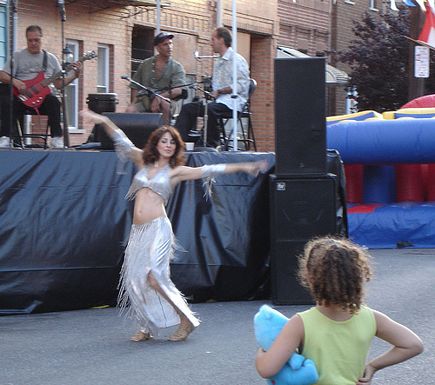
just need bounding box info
[0,3,7,68]
[97,44,110,93]
[65,40,80,131]
[369,0,379,11]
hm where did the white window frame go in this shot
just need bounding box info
[97,44,110,93]
[0,2,7,68]
[369,0,379,11]
[65,39,81,132]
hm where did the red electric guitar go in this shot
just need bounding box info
[14,50,97,109]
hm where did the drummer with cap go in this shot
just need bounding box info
[126,32,186,124]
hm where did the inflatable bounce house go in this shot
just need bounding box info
[327,97,435,248]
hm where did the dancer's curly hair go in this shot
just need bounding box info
[298,237,373,314]
[143,125,185,168]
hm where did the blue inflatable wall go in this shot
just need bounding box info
[327,118,435,248]
[327,119,435,164]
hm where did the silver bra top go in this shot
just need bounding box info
[126,165,172,204]
[111,129,226,203]
[110,130,173,203]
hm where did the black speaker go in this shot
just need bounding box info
[95,112,163,149]
[274,57,326,176]
[271,240,313,305]
[269,174,337,305]
[86,93,118,114]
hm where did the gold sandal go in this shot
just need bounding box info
[168,321,194,342]
[130,330,152,342]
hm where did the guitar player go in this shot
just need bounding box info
[0,25,80,148]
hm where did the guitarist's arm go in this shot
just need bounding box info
[149,82,184,114]
[151,63,186,103]
[53,61,81,89]
[0,70,26,93]
[149,64,186,112]
[157,86,182,101]
[128,65,184,108]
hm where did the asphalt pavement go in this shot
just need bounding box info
[1,248,434,385]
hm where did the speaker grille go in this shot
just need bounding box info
[274,57,326,175]
[269,175,337,305]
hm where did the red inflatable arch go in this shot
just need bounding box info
[401,94,435,108]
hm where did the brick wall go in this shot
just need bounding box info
[14,0,279,150]
[277,0,330,54]
[16,1,132,145]
[11,0,390,148]
[251,35,275,150]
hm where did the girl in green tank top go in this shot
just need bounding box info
[256,237,423,384]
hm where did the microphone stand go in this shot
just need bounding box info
[8,0,20,147]
[121,75,170,104]
[193,50,217,147]
[191,84,215,148]
[58,2,70,148]
[137,81,198,101]
[148,81,198,95]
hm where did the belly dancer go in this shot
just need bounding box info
[81,110,267,342]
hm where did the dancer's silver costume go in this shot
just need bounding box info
[111,129,205,335]
[118,216,198,335]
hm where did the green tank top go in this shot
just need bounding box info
[298,305,376,385]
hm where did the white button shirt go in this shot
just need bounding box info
[212,47,250,112]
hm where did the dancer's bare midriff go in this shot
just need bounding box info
[133,188,167,224]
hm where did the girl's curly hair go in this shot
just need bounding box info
[142,125,185,168]
[298,237,373,314]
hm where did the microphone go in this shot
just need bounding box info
[194,51,219,60]
[57,0,66,22]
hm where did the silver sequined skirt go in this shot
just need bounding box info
[118,216,200,335]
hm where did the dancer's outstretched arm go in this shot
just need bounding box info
[171,160,268,184]
[80,109,144,167]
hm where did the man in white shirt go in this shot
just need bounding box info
[175,27,250,147]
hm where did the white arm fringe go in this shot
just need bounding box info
[201,164,227,200]
[111,129,135,163]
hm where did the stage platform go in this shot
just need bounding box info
[0,149,275,314]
